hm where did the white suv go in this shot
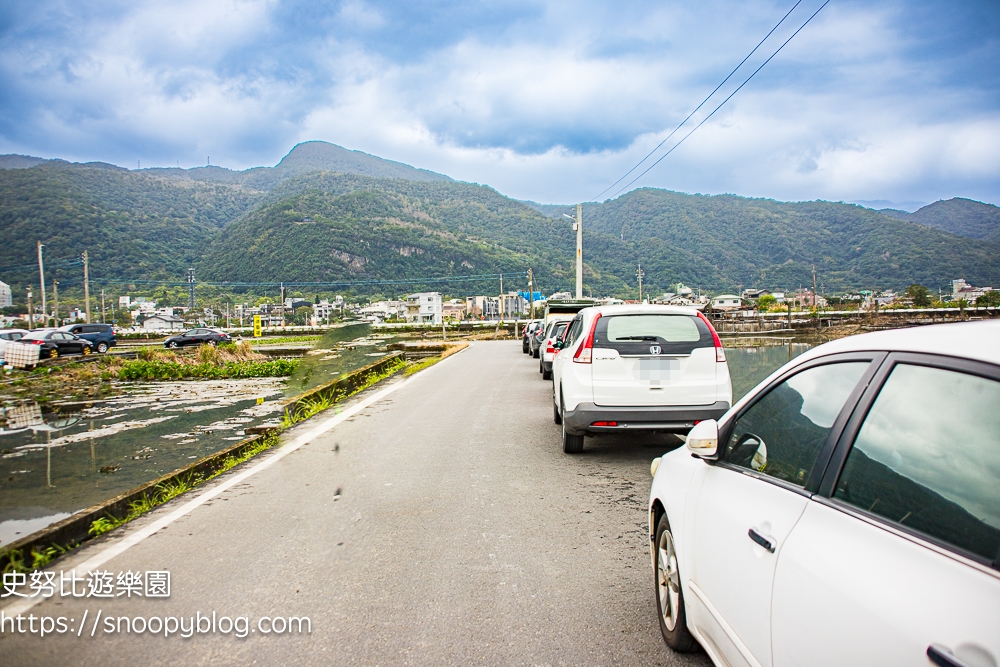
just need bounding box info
[551,305,732,453]
[649,320,1000,667]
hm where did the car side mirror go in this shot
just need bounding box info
[554,340,563,349]
[686,419,719,459]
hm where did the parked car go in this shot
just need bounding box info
[529,322,547,358]
[521,320,543,354]
[19,330,94,358]
[163,328,232,348]
[538,318,572,380]
[648,320,1000,667]
[551,305,731,453]
[0,329,29,359]
[60,323,116,353]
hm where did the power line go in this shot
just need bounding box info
[608,0,830,200]
[594,0,804,201]
[88,272,527,289]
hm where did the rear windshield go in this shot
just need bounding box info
[547,321,568,339]
[594,314,712,355]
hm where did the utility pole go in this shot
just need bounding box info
[53,281,59,325]
[27,288,34,329]
[82,250,91,323]
[575,204,583,299]
[812,266,818,310]
[527,268,534,320]
[499,273,504,322]
[101,289,106,324]
[637,263,645,303]
[37,241,47,324]
[280,282,285,328]
[187,268,196,310]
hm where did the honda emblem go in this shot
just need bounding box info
[649,345,661,355]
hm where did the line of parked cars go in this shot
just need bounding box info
[522,307,1000,667]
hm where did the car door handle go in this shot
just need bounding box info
[748,528,775,553]
[927,645,978,667]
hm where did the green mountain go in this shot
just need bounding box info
[905,198,1000,244]
[1,144,999,302]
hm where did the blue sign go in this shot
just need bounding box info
[518,291,545,301]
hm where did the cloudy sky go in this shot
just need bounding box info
[1,0,997,208]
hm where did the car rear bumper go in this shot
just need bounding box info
[563,401,730,435]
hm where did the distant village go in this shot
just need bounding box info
[1,277,996,330]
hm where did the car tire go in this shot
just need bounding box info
[561,404,583,453]
[533,348,539,358]
[655,513,696,652]
[96,342,109,354]
[82,346,91,355]
[209,340,218,347]
[168,341,180,349]
[49,348,58,359]
[542,367,552,380]
[553,401,562,425]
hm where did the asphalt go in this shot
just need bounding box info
[0,340,712,666]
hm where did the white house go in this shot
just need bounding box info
[0,280,11,308]
[711,294,743,310]
[143,315,185,331]
[406,292,442,324]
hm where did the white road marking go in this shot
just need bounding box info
[2,347,466,616]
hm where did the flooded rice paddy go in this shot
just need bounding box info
[0,327,811,548]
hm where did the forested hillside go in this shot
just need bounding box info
[2,145,999,298]
[905,198,1000,243]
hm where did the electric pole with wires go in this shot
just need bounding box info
[637,263,645,303]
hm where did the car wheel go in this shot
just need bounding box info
[655,514,696,652]
[542,366,552,380]
[168,341,180,349]
[82,346,91,355]
[49,348,58,359]
[96,342,109,354]
[533,348,539,358]
[561,404,583,453]
[553,400,562,425]
[209,340,218,346]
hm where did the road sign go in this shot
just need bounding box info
[253,314,261,338]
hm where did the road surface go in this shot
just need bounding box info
[1,341,711,666]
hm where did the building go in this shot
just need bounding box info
[442,299,467,320]
[952,279,993,303]
[313,299,337,323]
[406,292,442,324]
[0,280,11,308]
[118,296,131,308]
[711,294,743,310]
[142,315,185,331]
[499,292,527,319]
[360,300,406,321]
[793,290,828,309]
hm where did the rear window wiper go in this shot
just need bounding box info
[615,336,659,341]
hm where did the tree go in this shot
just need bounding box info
[976,291,1000,307]
[756,294,777,311]
[117,309,134,327]
[294,306,312,326]
[906,284,931,307]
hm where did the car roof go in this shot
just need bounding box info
[589,304,702,317]
[796,320,1000,367]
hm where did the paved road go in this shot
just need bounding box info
[1,341,711,666]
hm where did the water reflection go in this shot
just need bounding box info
[724,340,813,401]
[0,378,286,546]
[286,323,402,395]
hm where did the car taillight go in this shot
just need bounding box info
[696,311,726,362]
[546,342,555,354]
[591,421,617,427]
[572,314,602,364]
[30,339,45,345]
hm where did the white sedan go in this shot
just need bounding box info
[648,320,1000,667]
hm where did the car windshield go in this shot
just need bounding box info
[594,314,711,355]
